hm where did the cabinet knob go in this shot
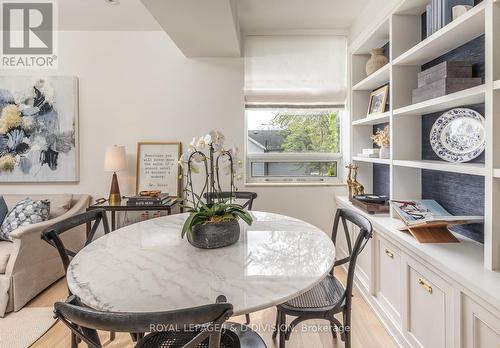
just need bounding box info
[385,249,394,259]
[418,277,433,294]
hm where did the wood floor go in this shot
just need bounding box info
[29,268,397,348]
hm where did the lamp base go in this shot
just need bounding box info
[108,172,121,205]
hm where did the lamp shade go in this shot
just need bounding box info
[104,145,126,172]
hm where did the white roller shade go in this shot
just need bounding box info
[244,35,347,105]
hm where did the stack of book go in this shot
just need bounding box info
[425,0,474,38]
[357,148,380,158]
[127,193,171,206]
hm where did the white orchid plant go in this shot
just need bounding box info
[179,131,251,236]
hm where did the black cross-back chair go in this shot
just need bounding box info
[203,192,257,210]
[272,208,373,348]
[54,295,266,348]
[41,209,114,346]
[204,191,257,325]
[41,209,110,273]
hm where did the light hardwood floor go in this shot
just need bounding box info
[29,268,397,348]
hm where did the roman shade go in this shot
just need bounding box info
[244,35,347,105]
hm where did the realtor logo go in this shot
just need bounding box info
[1,0,57,69]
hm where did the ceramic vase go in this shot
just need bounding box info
[366,48,389,76]
[188,220,240,249]
[379,146,390,159]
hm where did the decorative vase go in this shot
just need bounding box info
[366,48,389,76]
[379,146,390,159]
[187,220,240,249]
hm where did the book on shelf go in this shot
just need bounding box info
[390,199,483,243]
[390,199,483,228]
[362,148,380,155]
[357,153,379,158]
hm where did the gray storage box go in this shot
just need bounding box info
[418,61,472,87]
[412,77,482,104]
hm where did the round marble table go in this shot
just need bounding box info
[67,211,336,316]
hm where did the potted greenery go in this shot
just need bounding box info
[179,131,252,249]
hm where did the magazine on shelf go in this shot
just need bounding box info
[389,199,483,229]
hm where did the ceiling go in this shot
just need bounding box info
[58,0,161,31]
[237,0,369,34]
[59,0,369,33]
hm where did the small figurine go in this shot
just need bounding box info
[346,164,364,198]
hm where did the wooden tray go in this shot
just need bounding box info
[351,197,390,215]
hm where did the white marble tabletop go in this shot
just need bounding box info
[67,211,335,316]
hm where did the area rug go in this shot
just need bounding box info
[0,307,56,348]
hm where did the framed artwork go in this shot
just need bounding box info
[0,76,79,182]
[367,85,389,115]
[136,142,182,197]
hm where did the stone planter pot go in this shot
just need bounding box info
[379,146,390,159]
[366,48,389,76]
[187,220,240,249]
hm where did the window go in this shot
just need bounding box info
[245,106,342,184]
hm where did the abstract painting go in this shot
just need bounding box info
[0,76,79,182]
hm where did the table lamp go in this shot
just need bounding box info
[104,145,126,205]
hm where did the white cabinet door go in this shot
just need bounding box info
[404,257,454,348]
[376,236,402,326]
[351,223,373,293]
[462,295,500,348]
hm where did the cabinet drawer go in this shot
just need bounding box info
[376,237,401,325]
[405,258,453,348]
[462,295,500,348]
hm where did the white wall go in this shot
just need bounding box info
[349,0,401,42]
[0,31,345,234]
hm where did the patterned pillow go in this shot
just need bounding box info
[0,198,50,241]
[0,197,7,225]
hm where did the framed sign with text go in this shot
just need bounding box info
[136,142,182,197]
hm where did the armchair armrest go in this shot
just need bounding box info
[5,195,90,276]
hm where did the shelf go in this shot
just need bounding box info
[494,80,500,90]
[353,156,390,165]
[352,111,390,126]
[393,160,486,176]
[351,18,390,55]
[393,85,485,116]
[393,2,486,66]
[352,64,390,91]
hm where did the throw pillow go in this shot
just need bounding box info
[0,197,7,225]
[0,198,50,241]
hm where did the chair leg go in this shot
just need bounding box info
[330,320,337,339]
[343,308,351,348]
[71,333,78,348]
[110,331,115,341]
[272,309,280,339]
[245,313,250,324]
[279,311,286,348]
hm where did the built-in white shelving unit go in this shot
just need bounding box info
[352,64,390,91]
[393,85,486,116]
[347,1,500,346]
[352,111,390,126]
[349,0,500,273]
[392,1,485,65]
[353,156,391,165]
[393,159,486,176]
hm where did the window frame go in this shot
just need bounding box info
[244,105,344,186]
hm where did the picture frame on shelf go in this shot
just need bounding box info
[136,142,182,197]
[367,85,389,115]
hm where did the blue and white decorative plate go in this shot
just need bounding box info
[430,108,485,163]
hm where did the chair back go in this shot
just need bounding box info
[331,208,372,307]
[41,209,110,273]
[54,295,234,348]
[204,191,257,210]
